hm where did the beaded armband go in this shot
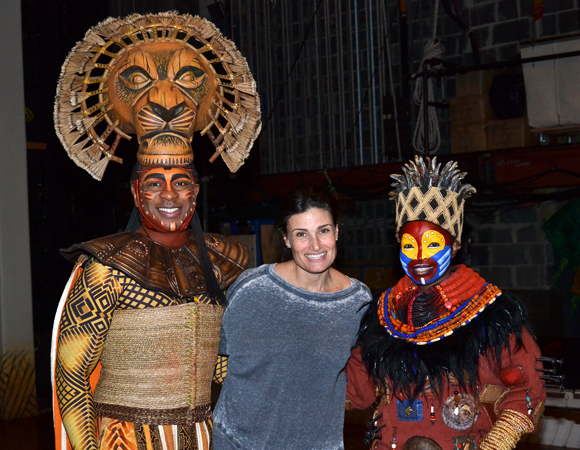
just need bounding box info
[479,409,534,450]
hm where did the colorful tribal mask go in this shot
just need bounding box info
[399,221,452,285]
[389,156,476,243]
[132,167,198,233]
[55,12,261,180]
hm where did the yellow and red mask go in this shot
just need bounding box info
[132,167,199,233]
[399,221,452,285]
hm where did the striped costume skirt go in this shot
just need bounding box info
[97,417,212,450]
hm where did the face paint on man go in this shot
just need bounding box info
[399,221,453,286]
[132,167,199,233]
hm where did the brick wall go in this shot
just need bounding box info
[466,203,557,289]
[404,0,580,87]
[400,0,580,153]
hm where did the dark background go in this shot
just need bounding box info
[21,0,580,412]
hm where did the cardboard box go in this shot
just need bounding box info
[260,224,283,264]
[449,94,493,125]
[234,235,257,268]
[456,70,495,97]
[487,117,531,150]
[451,123,487,154]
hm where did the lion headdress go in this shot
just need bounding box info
[55,12,261,180]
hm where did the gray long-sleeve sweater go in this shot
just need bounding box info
[213,264,371,450]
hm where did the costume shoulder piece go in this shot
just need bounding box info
[61,231,249,298]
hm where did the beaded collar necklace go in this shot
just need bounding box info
[378,265,502,345]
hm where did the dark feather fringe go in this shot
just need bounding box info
[358,292,532,400]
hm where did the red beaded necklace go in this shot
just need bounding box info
[378,265,502,344]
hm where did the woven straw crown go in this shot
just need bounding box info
[390,156,476,243]
[395,186,464,242]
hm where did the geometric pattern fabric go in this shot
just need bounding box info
[396,186,465,242]
[56,258,214,449]
[213,355,228,384]
[96,417,212,450]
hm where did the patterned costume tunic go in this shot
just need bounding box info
[53,231,248,450]
[345,265,546,450]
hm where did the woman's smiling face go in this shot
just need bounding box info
[399,221,453,285]
[284,207,338,276]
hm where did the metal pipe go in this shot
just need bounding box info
[314,0,323,168]
[367,0,378,164]
[416,49,580,79]
[324,0,335,167]
[265,0,276,173]
[399,0,411,155]
[384,3,402,160]
[347,0,356,166]
[299,0,308,169]
[336,0,346,167]
[283,0,294,172]
[354,0,364,164]
[377,0,386,161]
[422,59,430,155]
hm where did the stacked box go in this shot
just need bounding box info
[487,117,532,150]
[450,94,493,124]
[455,70,495,97]
[452,69,533,152]
[450,123,488,153]
[450,94,493,154]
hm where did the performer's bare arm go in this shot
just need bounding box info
[55,259,120,450]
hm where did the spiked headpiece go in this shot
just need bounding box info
[55,12,261,180]
[389,156,476,242]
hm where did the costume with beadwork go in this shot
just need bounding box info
[51,12,260,450]
[345,157,545,450]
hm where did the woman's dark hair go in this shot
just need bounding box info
[274,187,339,236]
[125,162,225,305]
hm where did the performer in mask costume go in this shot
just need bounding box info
[51,12,261,450]
[345,156,546,450]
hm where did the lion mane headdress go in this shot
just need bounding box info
[389,156,476,243]
[55,12,261,180]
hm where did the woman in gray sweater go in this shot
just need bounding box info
[213,188,371,450]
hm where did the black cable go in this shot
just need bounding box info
[190,211,227,306]
[440,0,481,65]
[332,2,400,184]
[262,0,325,130]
